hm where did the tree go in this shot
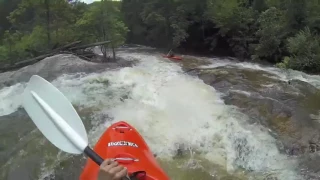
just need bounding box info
[284,0,308,33]
[2,0,320,74]
[0,0,22,39]
[286,27,320,72]
[305,0,320,32]
[253,7,288,62]
[76,0,128,61]
[7,0,78,49]
[205,0,258,58]
[252,0,268,12]
[8,0,51,48]
[121,0,147,44]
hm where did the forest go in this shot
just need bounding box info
[1,0,320,73]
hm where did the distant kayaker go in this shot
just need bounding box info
[98,159,128,180]
[167,49,174,58]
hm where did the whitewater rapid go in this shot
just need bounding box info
[0,50,304,179]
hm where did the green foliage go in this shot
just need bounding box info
[264,0,282,8]
[286,27,320,72]
[1,30,26,62]
[76,1,128,43]
[0,46,9,63]
[76,0,128,60]
[121,0,147,44]
[284,0,307,32]
[205,0,258,58]
[252,0,268,12]
[0,0,128,64]
[1,0,320,73]
[254,7,287,62]
[276,56,290,69]
[75,3,105,41]
[0,0,22,37]
[205,0,243,36]
[17,26,47,51]
[107,19,129,48]
[305,0,320,32]
[122,0,201,48]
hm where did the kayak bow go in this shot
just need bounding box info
[80,121,170,180]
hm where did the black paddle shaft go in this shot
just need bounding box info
[84,146,104,165]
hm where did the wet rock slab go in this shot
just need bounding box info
[182,60,320,179]
[0,106,101,180]
[0,54,134,89]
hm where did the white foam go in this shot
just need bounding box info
[229,90,252,97]
[0,83,26,116]
[55,52,300,179]
[199,59,320,89]
[0,51,302,179]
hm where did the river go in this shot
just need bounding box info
[1,45,320,180]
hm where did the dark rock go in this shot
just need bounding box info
[0,109,35,166]
[198,73,216,85]
[210,80,233,92]
[7,155,42,180]
[190,64,320,162]
[288,79,319,95]
[0,54,134,89]
[173,143,188,159]
[299,154,320,179]
[45,156,87,180]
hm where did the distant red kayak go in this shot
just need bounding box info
[80,121,170,180]
[162,55,182,61]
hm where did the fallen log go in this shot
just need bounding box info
[0,40,111,72]
[59,51,94,61]
[14,53,56,67]
[53,41,82,52]
[0,53,56,72]
[7,41,82,68]
[69,40,110,50]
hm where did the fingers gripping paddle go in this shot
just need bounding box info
[22,75,104,164]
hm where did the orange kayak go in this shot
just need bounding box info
[80,121,170,180]
[162,55,182,61]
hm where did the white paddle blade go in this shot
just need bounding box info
[23,75,88,154]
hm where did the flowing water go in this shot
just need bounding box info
[1,46,320,180]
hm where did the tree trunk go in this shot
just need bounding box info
[201,19,205,40]
[100,45,107,62]
[100,0,109,62]
[9,41,13,64]
[112,44,116,61]
[44,0,51,49]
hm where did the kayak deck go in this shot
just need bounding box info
[80,121,169,180]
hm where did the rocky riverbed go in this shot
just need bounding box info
[181,56,320,179]
[1,45,320,180]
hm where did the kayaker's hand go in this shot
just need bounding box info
[98,159,128,180]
